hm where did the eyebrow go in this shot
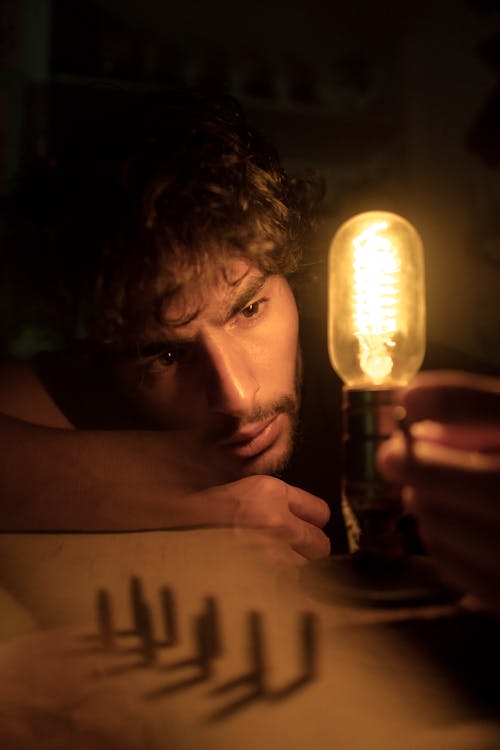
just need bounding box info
[224,272,269,322]
[165,271,269,328]
[129,272,270,360]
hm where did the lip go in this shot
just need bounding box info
[218,415,282,459]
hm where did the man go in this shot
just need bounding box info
[0,91,499,607]
[0,90,331,564]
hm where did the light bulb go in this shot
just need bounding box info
[328,211,426,562]
[328,211,426,388]
[302,213,455,604]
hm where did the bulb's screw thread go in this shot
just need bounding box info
[342,387,406,562]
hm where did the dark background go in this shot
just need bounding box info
[1,0,500,370]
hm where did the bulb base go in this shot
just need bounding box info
[327,387,459,607]
[342,387,405,562]
[301,553,459,608]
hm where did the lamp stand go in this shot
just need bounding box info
[303,388,458,607]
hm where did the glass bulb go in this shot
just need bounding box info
[328,211,426,388]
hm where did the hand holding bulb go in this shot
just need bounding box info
[377,370,500,616]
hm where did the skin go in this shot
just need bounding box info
[377,370,500,615]
[111,259,301,480]
[0,257,330,563]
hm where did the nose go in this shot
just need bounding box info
[202,329,259,417]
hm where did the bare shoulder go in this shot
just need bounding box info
[0,358,73,428]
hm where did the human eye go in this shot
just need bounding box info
[156,348,181,367]
[239,297,268,320]
[145,342,189,372]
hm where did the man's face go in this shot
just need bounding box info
[112,258,301,480]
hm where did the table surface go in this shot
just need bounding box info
[0,529,498,750]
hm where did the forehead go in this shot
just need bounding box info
[161,258,260,328]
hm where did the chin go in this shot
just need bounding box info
[213,411,297,482]
[238,431,294,478]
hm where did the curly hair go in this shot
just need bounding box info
[4,90,324,351]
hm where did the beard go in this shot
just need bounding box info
[207,349,303,480]
[238,398,299,477]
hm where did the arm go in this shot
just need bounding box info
[0,352,331,560]
[0,412,330,559]
[377,370,500,615]
[0,411,225,530]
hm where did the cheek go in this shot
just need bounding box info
[137,383,181,426]
[278,284,299,353]
[113,365,190,427]
[276,315,299,370]
[261,287,299,385]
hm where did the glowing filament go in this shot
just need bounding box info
[352,221,400,383]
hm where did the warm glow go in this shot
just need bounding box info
[352,221,400,383]
[328,211,426,388]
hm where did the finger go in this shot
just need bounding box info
[403,370,500,425]
[240,518,330,561]
[232,478,331,560]
[378,432,500,509]
[410,421,500,452]
[285,484,331,528]
[288,518,331,560]
[234,527,309,567]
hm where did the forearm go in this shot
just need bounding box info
[0,413,234,531]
